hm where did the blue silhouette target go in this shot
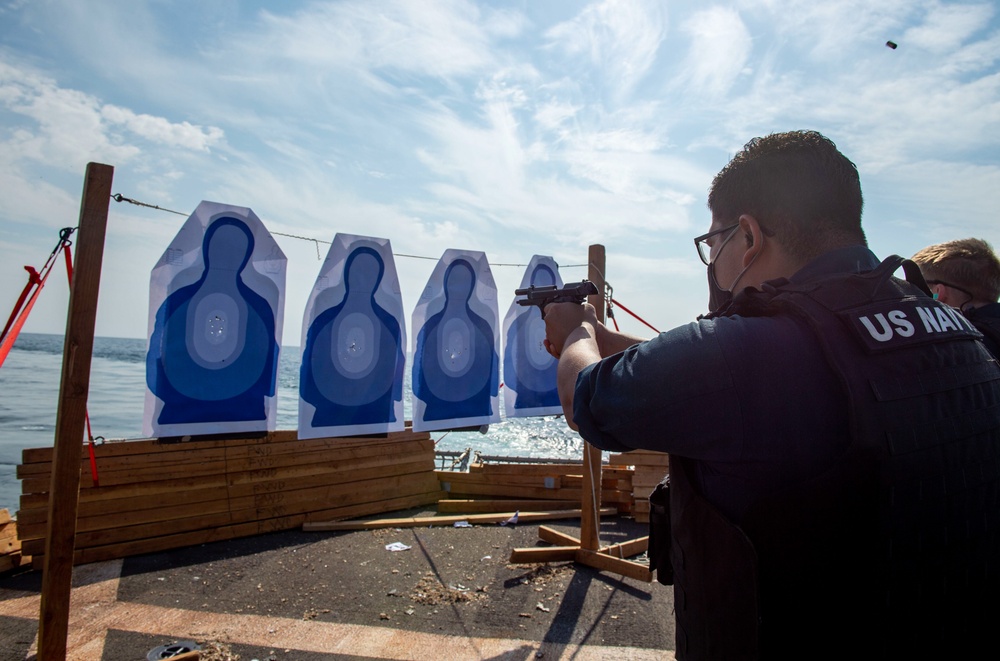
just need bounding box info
[411,250,499,432]
[144,201,286,437]
[502,256,564,417]
[299,234,406,438]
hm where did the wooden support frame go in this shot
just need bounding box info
[508,244,652,582]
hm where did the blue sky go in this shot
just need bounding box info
[1,0,999,343]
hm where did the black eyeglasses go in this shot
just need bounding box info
[925,279,974,301]
[694,224,739,265]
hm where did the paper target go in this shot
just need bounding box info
[411,249,500,432]
[299,235,406,438]
[502,256,564,417]
[144,201,286,437]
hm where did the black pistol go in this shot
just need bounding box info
[515,280,599,318]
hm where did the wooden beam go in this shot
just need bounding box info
[600,536,649,558]
[38,162,113,660]
[304,507,617,532]
[538,525,580,546]
[508,546,579,563]
[537,527,648,558]
[437,499,575,513]
[580,243,607,551]
[575,549,652,582]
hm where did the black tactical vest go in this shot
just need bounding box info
[964,305,1000,359]
[669,256,1000,660]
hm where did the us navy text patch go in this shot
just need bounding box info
[845,299,982,352]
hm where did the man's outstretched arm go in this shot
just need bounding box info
[543,302,604,431]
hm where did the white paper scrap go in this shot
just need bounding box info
[385,542,412,552]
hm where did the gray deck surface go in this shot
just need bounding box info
[0,511,675,660]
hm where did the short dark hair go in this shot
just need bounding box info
[911,238,1000,302]
[708,130,866,261]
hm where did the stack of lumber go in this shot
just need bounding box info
[436,462,634,514]
[608,450,669,523]
[17,429,442,567]
[0,508,28,573]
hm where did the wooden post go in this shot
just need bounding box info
[38,162,114,660]
[579,244,606,551]
[509,242,651,581]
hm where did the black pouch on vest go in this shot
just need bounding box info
[647,474,674,585]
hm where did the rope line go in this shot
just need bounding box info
[110,193,586,269]
[111,193,187,216]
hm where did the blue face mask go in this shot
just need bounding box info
[707,262,732,313]
[706,226,761,314]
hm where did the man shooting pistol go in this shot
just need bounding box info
[515,280,598,318]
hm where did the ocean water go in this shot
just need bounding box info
[0,332,583,515]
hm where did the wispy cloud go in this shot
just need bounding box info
[674,7,752,98]
[904,2,995,53]
[544,0,666,101]
[0,59,224,174]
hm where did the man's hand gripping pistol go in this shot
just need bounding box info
[515,280,599,318]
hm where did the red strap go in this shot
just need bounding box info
[85,413,100,487]
[0,269,50,367]
[0,232,74,368]
[63,242,73,281]
[610,298,659,333]
[61,242,100,486]
[0,267,43,342]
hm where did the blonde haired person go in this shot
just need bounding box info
[912,237,1000,358]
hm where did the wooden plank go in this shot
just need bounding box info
[575,549,652,582]
[228,449,432,486]
[508,546,578,563]
[434,471,562,489]
[299,490,443,525]
[39,161,114,661]
[19,473,230,509]
[64,443,419,488]
[30,490,444,566]
[19,493,233,540]
[227,471,440,515]
[227,475,443,530]
[16,483,232,528]
[436,499,576,513]
[224,439,432,473]
[439,480,582,501]
[21,458,229,492]
[22,470,441,546]
[0,554,23,573]
[226,458,431,499]
[469,463,582,476]
[558,475,627,490]
[579,243,606,554]
[537,527,647,559]
[16,445,228,477]
[303,507,617,532]
[22,510,235,557]
[538,526,580,546]
[600,536,648,558]
[19,428,430,465]
[21,451,434,511]
[467,464,632,481]
[224,434,433,463]
[441,480,633,504]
